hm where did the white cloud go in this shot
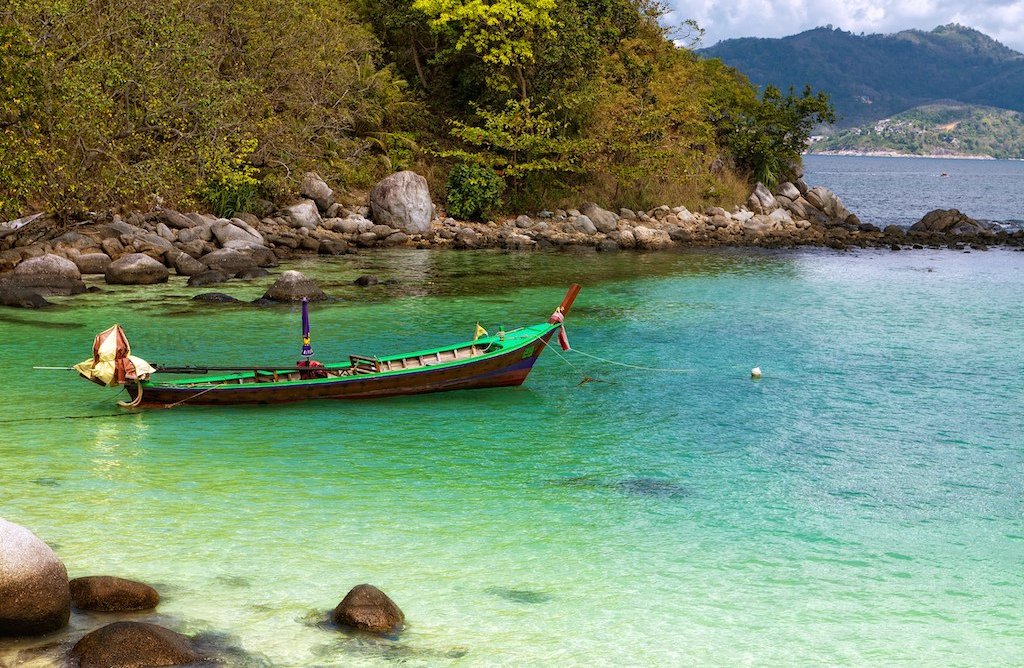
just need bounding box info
[672,0,1024,52]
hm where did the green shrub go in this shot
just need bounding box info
[445,163,505,220]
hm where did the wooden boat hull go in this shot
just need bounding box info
[126,330,556,407]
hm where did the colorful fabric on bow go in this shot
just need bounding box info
[549,310,571,351]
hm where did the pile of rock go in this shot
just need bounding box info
[1,517,408,665]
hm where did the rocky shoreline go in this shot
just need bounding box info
[1,170,1021,308]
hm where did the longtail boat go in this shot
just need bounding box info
[72,284,580,407]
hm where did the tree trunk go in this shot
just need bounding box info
[410,31,428,90]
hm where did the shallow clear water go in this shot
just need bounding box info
[1,248,1023,666]
[804,154,1024,229]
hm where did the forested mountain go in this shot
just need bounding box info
[0,0,832,221]
[700,24,1024,127]
[808,104,1024,159]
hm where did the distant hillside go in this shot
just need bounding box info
[808,104,1024,158]
[700,24,1024,127]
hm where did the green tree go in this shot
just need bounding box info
[412,0,556,100]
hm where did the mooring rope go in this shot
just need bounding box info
[567,348,693,373]
[163,383,228,409]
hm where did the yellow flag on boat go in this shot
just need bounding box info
[473,323,488,341]
[74,324,155,387]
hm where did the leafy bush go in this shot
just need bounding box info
[445,163,505,220]
[201,138,261,218]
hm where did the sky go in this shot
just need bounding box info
[667,0,1024,52]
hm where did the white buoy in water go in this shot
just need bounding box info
[751,367,762,379]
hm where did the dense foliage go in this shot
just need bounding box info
[811,104,1024,159]
[701,24,1024,128]
[1,0,831,219]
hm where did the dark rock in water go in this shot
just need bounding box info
[8,253,86,295]
[70,576,160,612]
[0,519,71,636]
[69,622,202,668]
[235,267,269,280]
[192,292,241,304]
[262,270,326,302]
[485,587,552,604]
[0,284,51,309]
[614,477,690,499]
[105,253,169,285]
[187,270,230,287]
[318,239,350,255]
[353,274,378,287]
[331,584,405,635]
[596,239,619,252]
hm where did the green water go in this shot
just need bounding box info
[1,248,1022,666]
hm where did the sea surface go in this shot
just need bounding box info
[803,154,1024,229]
[1,248,1023,666]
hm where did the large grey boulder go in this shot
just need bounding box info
[70,576,160,612]
[301,172,335,212]
[159,209,198,230]
[747,182,778,214]
[572,215,598,235]
[170,250,207,276]
[105,253,169,285]
[331,584,405,635]
[910,209,986,235]
[70,622,202,668]
[9,254,86,295]
[199,248,257,275]
[261,270,326,302]
[632,226,673,250]
[580,203,619,233]
[370,171,432,235]
[774,181,801,201]
[0,519,70,636]
[73,252,112,275]
[282,199,322,230]
[212,220,263,247]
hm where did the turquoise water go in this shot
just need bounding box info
[1,248,1023,666]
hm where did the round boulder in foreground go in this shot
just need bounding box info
[261,270,326,302]
[0,518,70,636]
[70,621,202,668]
[331,584,405,634]
[69,576,160,612]
[105,253,169,285]
[10,253,86,295]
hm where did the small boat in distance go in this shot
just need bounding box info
[73,285,580,408]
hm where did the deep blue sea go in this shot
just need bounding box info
[804,154,1024,229]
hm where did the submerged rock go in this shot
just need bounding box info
[353,274,378,287]
[331,584,405,635]
[69,622,202,668]
[262,270,326,302]
[69,576,160,612]
[192,292,242,304]
[187,270,231,288]
[0,285,51,309]
[0,519,70,636]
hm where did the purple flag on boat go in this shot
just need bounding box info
[301,297,313,357]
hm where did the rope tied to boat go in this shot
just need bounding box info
[163,383,229,409]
